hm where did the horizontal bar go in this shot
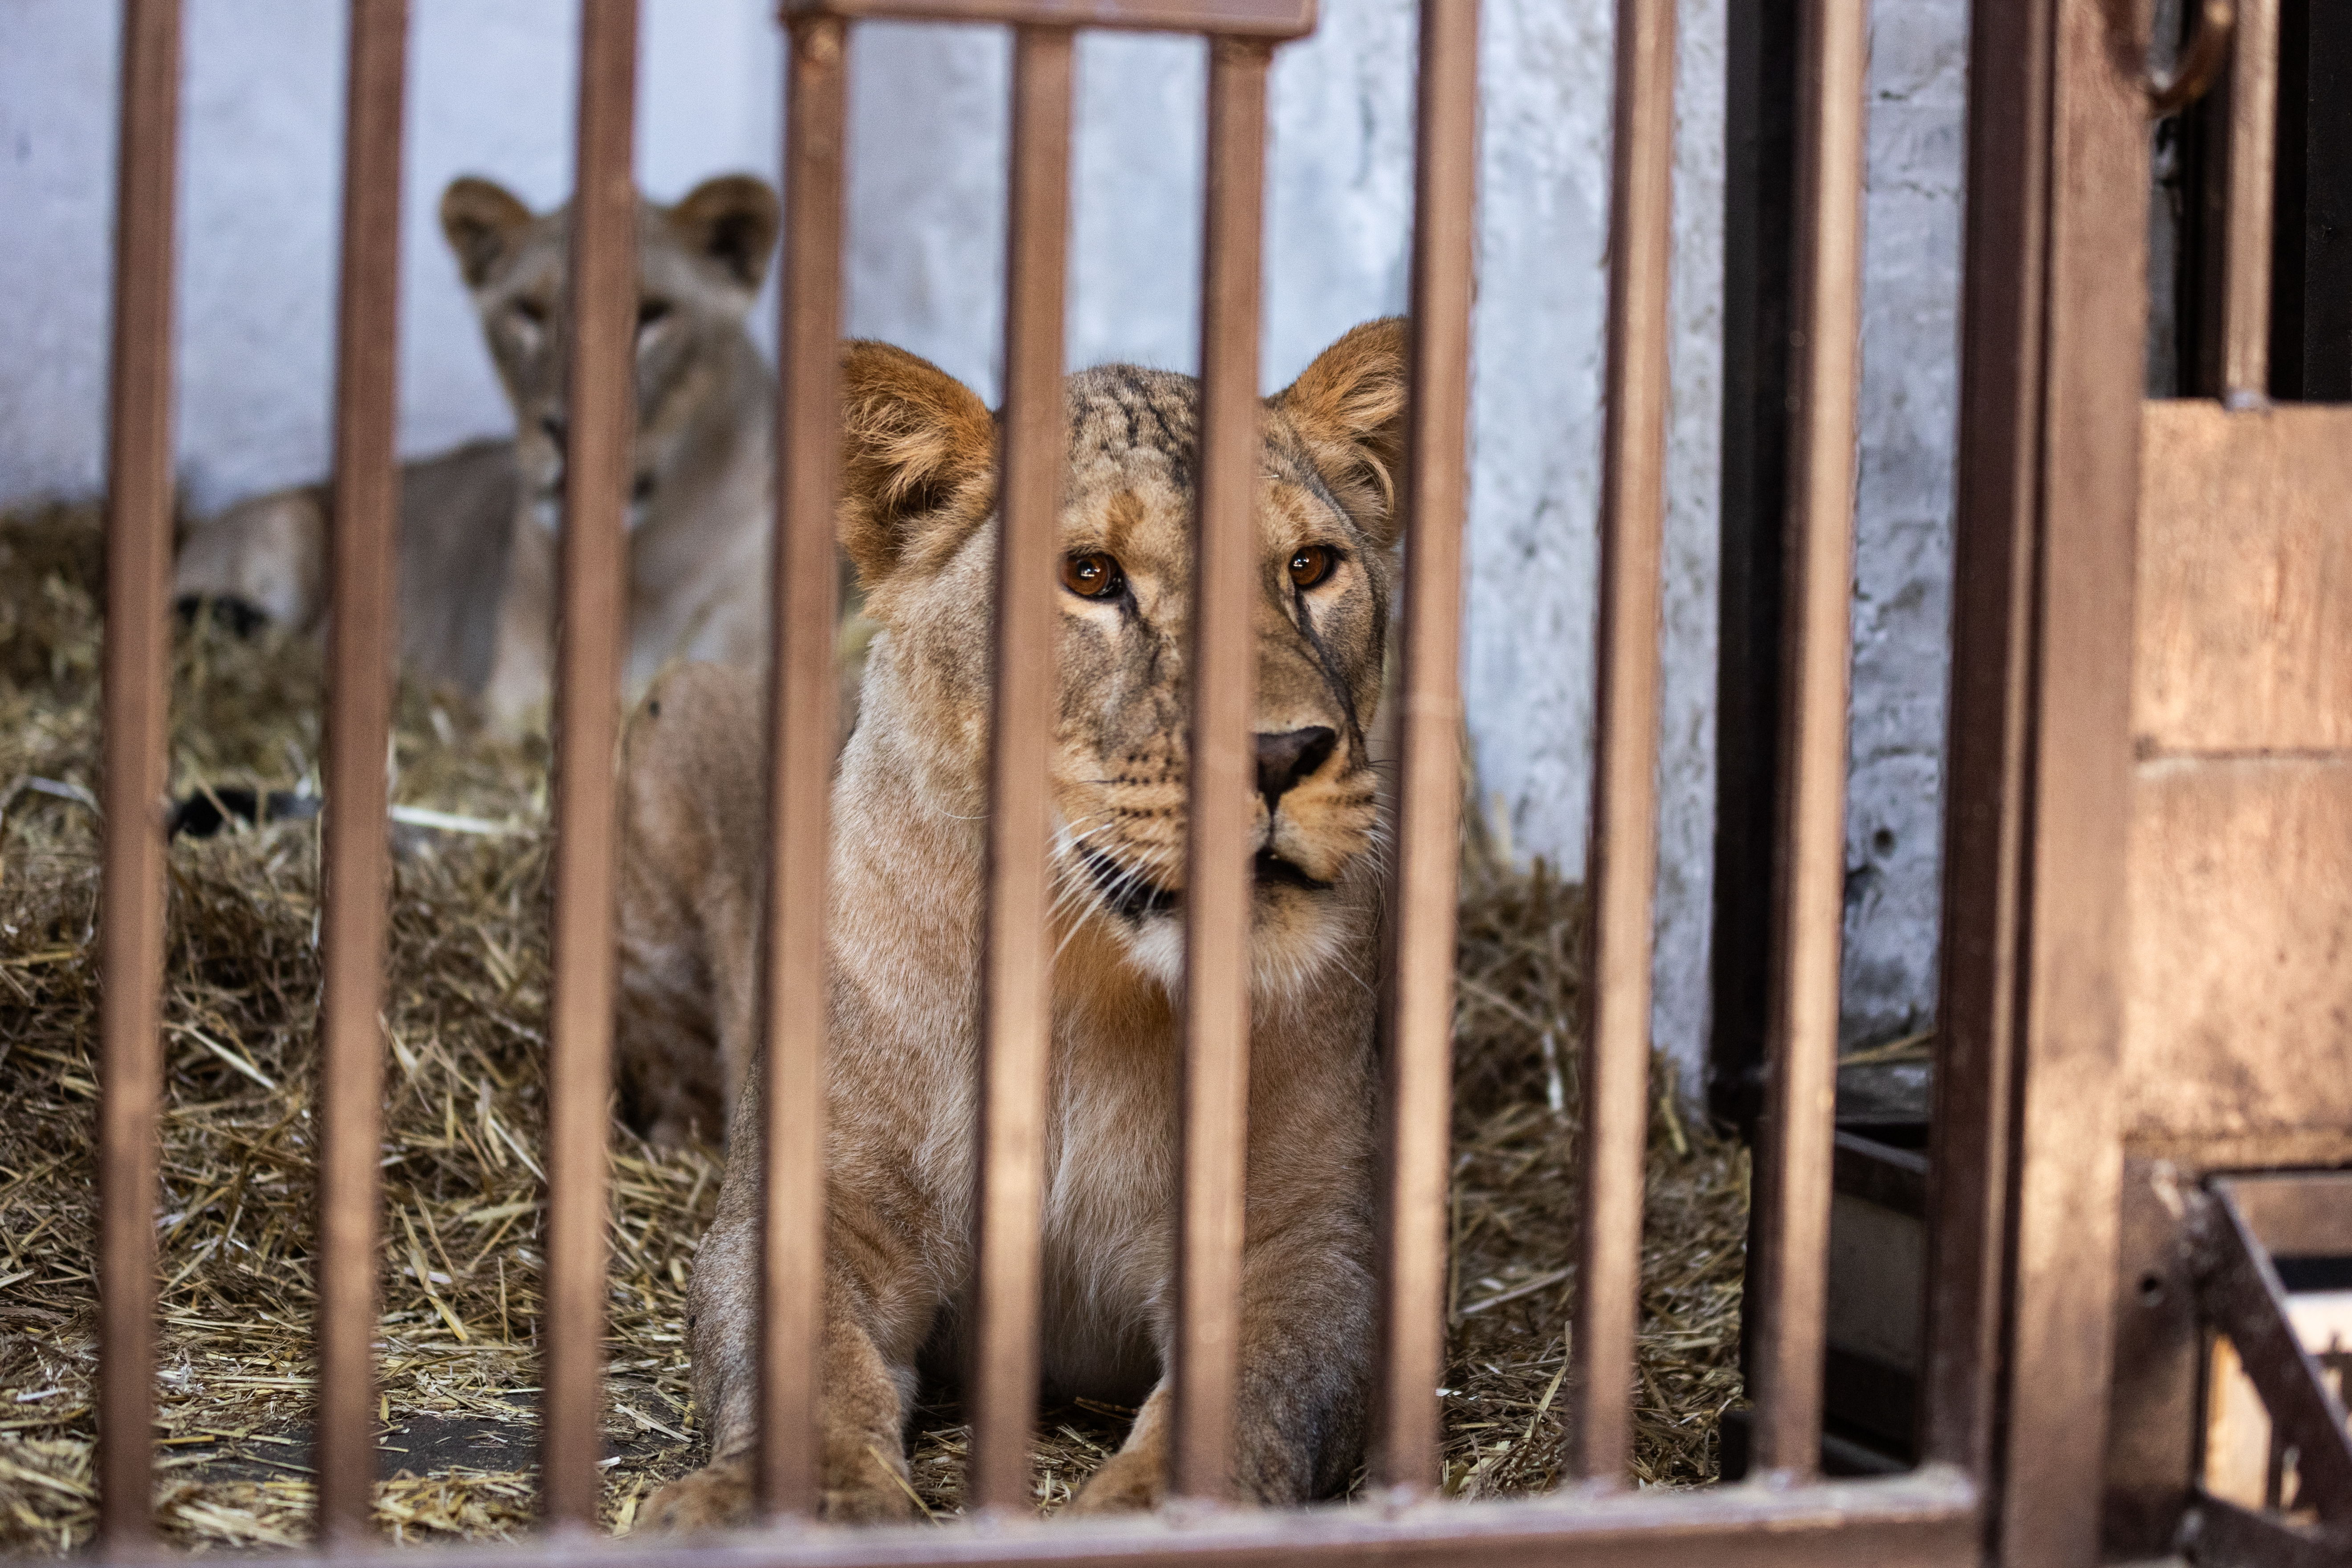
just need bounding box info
[2217,1171,2352,1258]
[247,1466,1981,1568]
[758,9,851,1520]
[98,0,184,1550]
[1171,33,1272,1504]
[781,0,1315,37]
[968,21,1075,1517]
[1571,0,1671,1491]
[2185,1492,2352,1568]
[1371,0,1477,1497]
[541,0,639,1530]
[314,0,409,1543]
[1749,0,1866,1484]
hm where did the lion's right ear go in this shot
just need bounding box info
[439,177,534,290]
[837,342,997,588]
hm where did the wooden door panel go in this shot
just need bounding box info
[2124,754,2352,1140]
[2136,401,2352,755]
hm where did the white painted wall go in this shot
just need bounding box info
[0,0,1968,1083]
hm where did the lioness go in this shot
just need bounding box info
[170,173,782,732]
[619,319,1408,1525]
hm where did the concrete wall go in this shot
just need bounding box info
[0,0,1970,1082]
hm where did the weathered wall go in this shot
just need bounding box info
[0,0,1969,1080]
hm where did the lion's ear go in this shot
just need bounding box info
[837,342,997,588]
[1271,317,1410,549]
[439,177,535,291]
[669,175,781,293]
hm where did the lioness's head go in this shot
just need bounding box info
[439,173,781,533]
[839,321,1407,996]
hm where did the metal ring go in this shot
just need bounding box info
[2149,0,2235,117]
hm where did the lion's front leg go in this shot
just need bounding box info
[641,1168,928,1531]
[1068,1230,1373,1513]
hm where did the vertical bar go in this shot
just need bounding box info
[98,0,183,1548]
[757,12,848,1521]
[540,0,637,1530]
[1705,0,1800,1142]
[1922,0,2047,1492]
[1747,0,1864,1483]
[1569,0,1673,1490]
[1171,33,1271,1507]
[1987,0,2144,1557]
[315,0,408,1543]
[1371,0,1478,1496]
[968,24,1074,1519]
[2222,0,2278,402]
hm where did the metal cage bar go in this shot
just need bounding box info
[1747,0,1865,1483]
[97,0,183,1548]
[314,0,410,1541]
[2222,0,2279,401]
[1370,0,1478,1498]
[969,21,1077,1517]
[1568,0,1673,1490]
[757,11,850,1519]
[1170,34,1274,1504]
[541,0,640,1529]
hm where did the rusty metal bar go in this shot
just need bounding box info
[314,0,409,1542]
[1369,0,1477,1499]
[1569,0,1672,1491]
[757,11,850,1521]
[541,0,638,1530]
[782,0,1314,37]
[2185,1492,2352,1568]
[1921,0,2047,1491]
[1747,0,1864,1484]
[228,1464,1986,1568]
[2222,0,2278,402]
[97,0,183,1548]
[968,22,1074,1518]
[2192,1183,2352,1525]
[1171,33,1271,1507]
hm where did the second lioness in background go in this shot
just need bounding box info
[171,174,781,733]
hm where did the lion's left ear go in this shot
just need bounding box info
[668,175,782,293]
[1270,317,1410,549]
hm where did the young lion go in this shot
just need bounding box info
[621,320,1409,1526]
[169,174,781,733]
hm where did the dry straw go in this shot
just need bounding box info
[0,502,1743,1552]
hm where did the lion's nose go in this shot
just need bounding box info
[1254,726,1336,811]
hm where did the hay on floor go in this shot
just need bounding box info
[0,501,1745,1552]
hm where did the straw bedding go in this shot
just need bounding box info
[0,501,1745,1553]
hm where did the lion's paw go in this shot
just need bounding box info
[639,1458,754,1534]
[1065,1448,1163,1515]
[819,1439,919,1523]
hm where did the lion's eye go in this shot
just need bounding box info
[510,298,547,326]
[1060,552,1125,600]
[637,298,672,332]
[1288,545,1337,590]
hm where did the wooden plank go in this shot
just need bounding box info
[2136,401,2352,756]
[2124,756,2352,1141]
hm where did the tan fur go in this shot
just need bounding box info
[169,174,783,733]
[620,320,1411,1526]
